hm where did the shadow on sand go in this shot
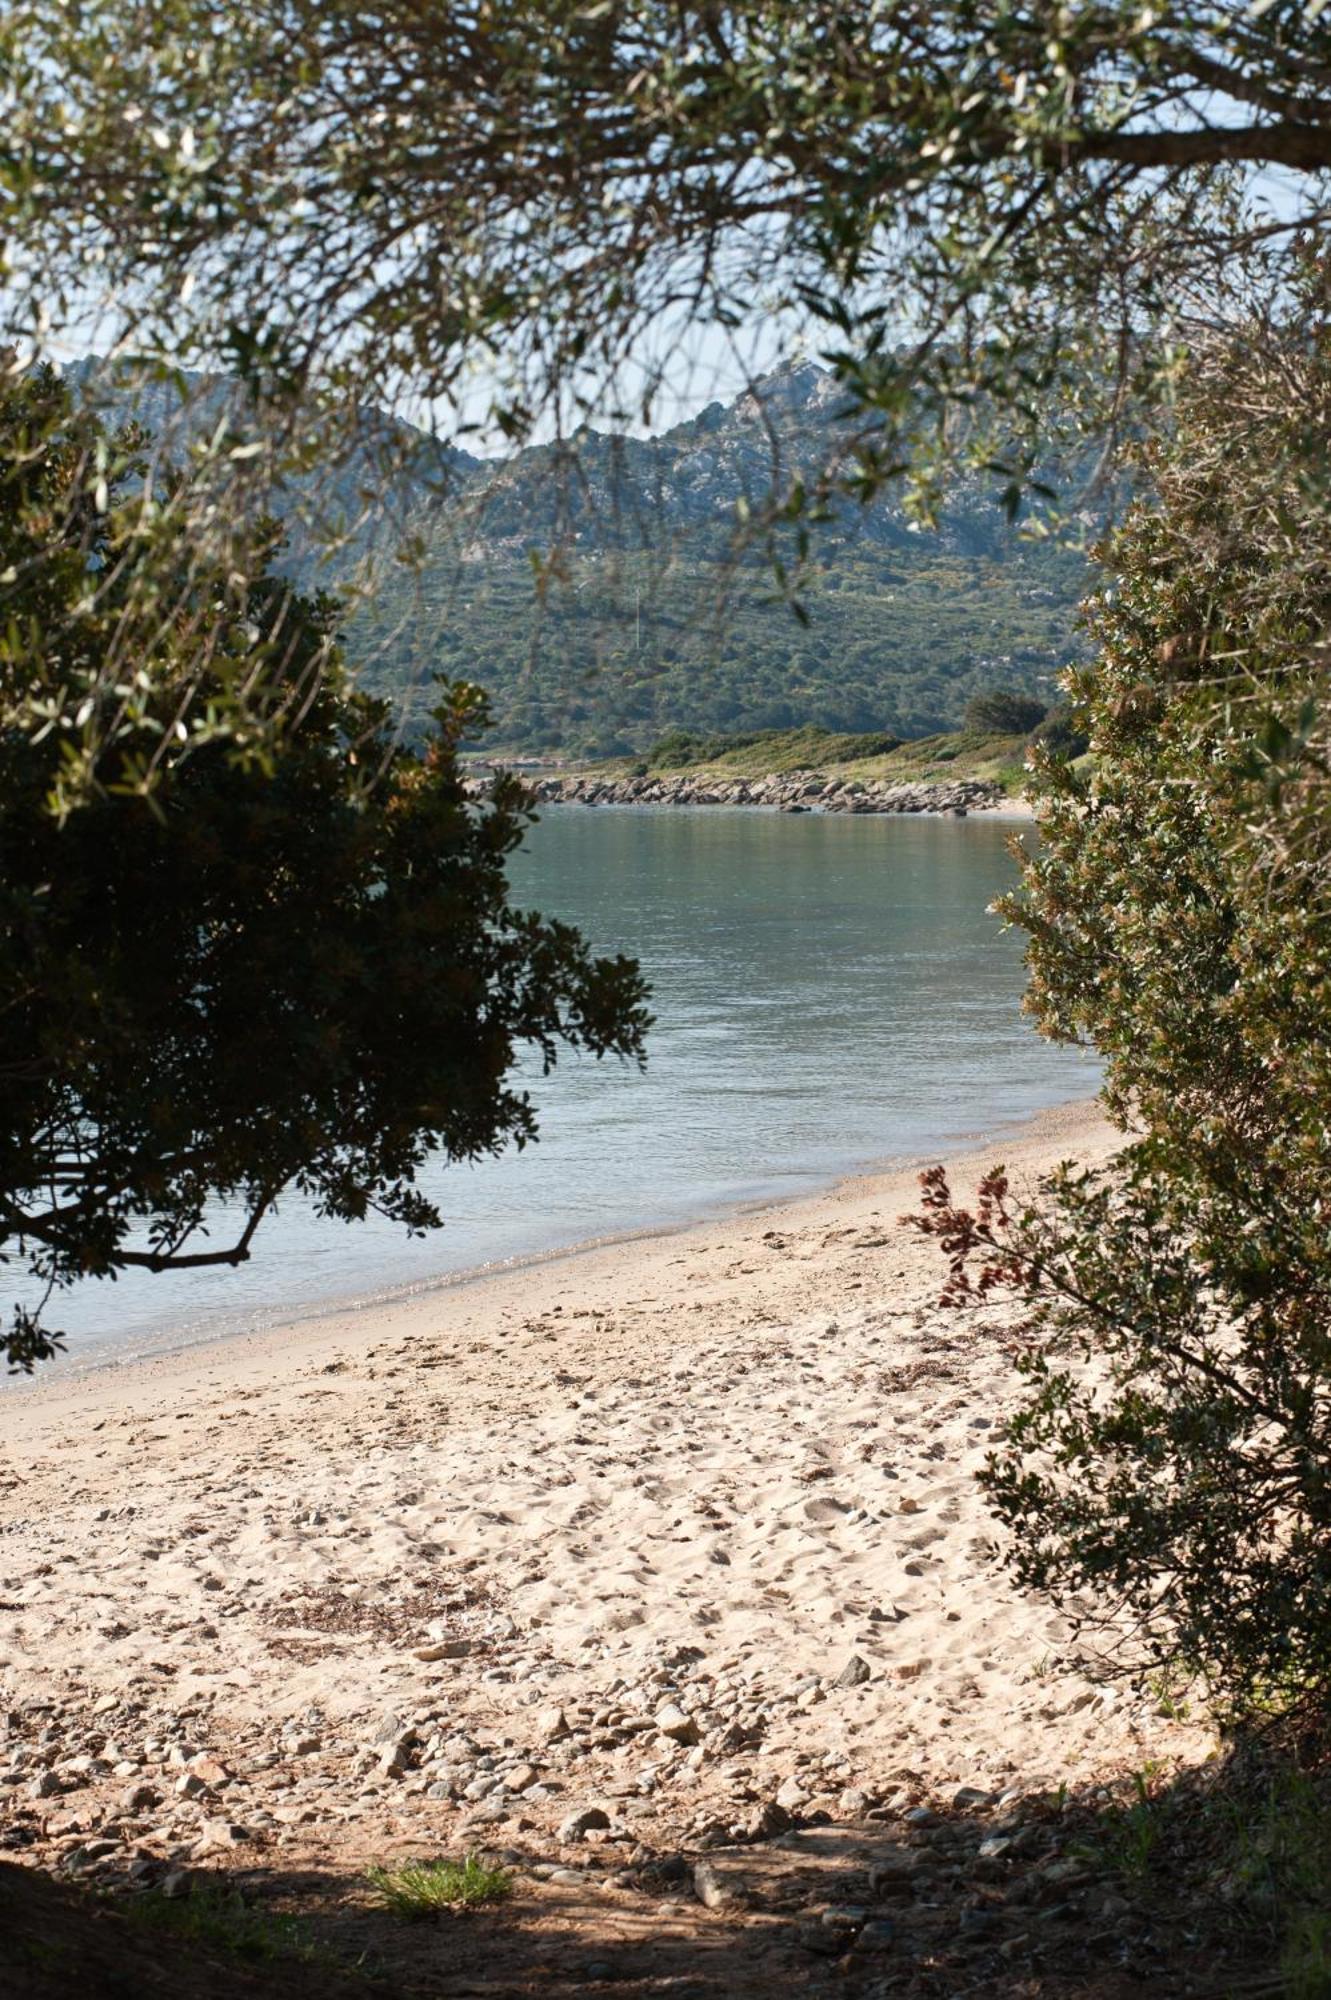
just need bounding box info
[6,1728,1326,2000]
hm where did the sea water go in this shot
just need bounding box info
[20,807,1095,1369]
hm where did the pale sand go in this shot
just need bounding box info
[0,1097,1209,1868]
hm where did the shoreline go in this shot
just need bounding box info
[525,770,1032,817]
[9,1086,1097,1401]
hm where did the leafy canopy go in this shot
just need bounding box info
[0,367,648,1370]
[963,688,1048,735]
[1,4,1329,763]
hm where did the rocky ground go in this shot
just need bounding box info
[1,1104,1250,1996]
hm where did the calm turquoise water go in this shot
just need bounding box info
[31,808,1094,1369]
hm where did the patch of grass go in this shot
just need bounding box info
[1095,1767,1164,1884]
[365,1854,512,1922]
[124,1882,325,1966]
[1224,1767,1331,1998]
[1147,1669,1194,1722]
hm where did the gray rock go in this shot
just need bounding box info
[693,1858,745,1910]
[820,1903,869,1929]
[558,1806,611,1842]
[741,1800,792,1840]
[654,1703,700,1746]
[62,1840,120,1872]
[413,1638,471,1662]
[834,1654,872,1689]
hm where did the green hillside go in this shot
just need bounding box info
[353,541,1083,757]
[70,356,1090,752]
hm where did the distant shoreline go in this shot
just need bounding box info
[512,770,1036,818]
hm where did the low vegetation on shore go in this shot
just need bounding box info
[482,720,1058,812]
[580,720,1034,791]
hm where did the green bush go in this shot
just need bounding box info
[1028,706,1089,760]
[912,302,1331,1714]
[963,688,1048,734]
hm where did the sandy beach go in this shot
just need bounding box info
[0,1096,1214,1993]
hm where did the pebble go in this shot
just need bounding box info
[558,1806,612,1842]
[820,1903,869,1929]
[693,1858,745,1910]
[654,1704,700,1746]
[742,1800,792,1840]
[62,1840,120,1872]
[834,1655,872,1689]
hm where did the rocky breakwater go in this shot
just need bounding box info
[525,770,1008,814]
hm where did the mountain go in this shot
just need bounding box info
[67,358,1088,753]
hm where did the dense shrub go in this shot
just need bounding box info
[1028,706,1089,760]
[913,301,1331,1712]
[963,688,1048,734]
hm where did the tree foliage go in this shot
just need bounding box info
[0,367,648,1370]
[1,5,1329,765]
[963,688,1048,735]
[910,289,1331,1710]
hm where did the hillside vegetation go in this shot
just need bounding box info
[357,543,1081,757]
[496,721,1037,794]
[73,358,1088,756]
